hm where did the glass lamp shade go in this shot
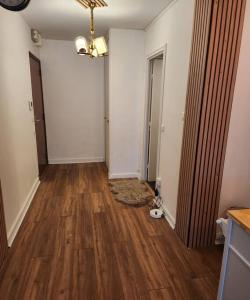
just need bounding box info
[91,48,99,58]
[75,36,89,55]
[93,36,108,56]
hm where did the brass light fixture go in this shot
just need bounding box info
[75,0,108,58]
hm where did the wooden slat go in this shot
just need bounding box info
[0,182,8,270]
[176,0,246,248]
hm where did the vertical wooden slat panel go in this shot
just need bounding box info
[207,0,246,246]
[190,0,246,248]
[190,0,222,248]
[184,0,213,244]
[0,182,8,269]
[192,0,226,248]
[204,0,238,246]
[202,0,234,246]
[177,0,201,240]
[175,0,213,244]
[176,0,246,248]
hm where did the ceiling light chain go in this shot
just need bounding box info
[90,2,95,37]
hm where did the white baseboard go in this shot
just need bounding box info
[162,204,176,229]
[109,172,140,180]
[7,177,40,246]
[49,157,105,164]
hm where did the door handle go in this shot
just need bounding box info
[35,119,41,122]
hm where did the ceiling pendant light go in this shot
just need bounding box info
[75,0,108,58]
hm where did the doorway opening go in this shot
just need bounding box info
[144,50,166,192]
[29,53,48,177]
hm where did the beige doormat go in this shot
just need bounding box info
[109,179,154,207]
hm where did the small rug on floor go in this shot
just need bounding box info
[109,179,154,207]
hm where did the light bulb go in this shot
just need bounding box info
[75,36,89,55]
[93,37,108,56]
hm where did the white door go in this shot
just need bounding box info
[148,59,163,182]
[104,56,110,168]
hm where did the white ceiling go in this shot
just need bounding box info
[21,0,173,40]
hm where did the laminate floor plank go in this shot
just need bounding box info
[113,241,144,300]
[149,288,176,300]
[93,212,125,300]
[21,256,52,300]
[114,241,151,300]
[72,248,99,300]
[0,163,222,300]
[74,194,94,250]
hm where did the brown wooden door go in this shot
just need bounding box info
[0,181,8,270]
[29,53,48,176]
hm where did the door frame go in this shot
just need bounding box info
[29,52,49,176]
[0,180,8,271]
[104,55,110,169]
[141,45,167,183]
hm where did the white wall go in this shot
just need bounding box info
[144,0,195,226]
[40,39,105,164]
[219,1,250,215]
[0,8,40,244]
[108,29,145,178]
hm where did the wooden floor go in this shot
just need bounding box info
[0,163,223,300]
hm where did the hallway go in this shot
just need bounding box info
[0,164,222,300]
